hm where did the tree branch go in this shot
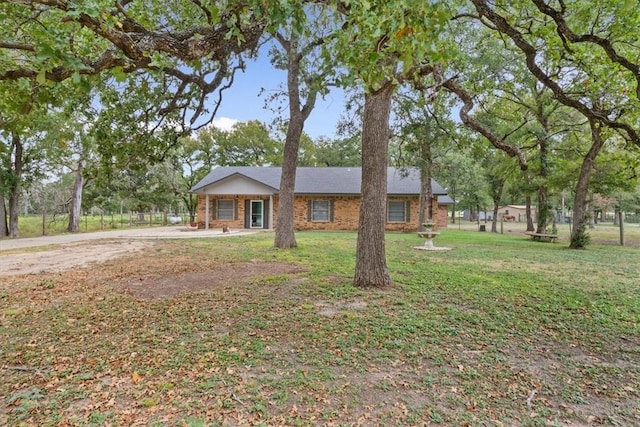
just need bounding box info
[1,2,266,83]
[470,0,640,148]
[529,0,640,100]
[0,41,35,51]
[439,73,528,170]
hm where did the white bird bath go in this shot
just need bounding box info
[413,221,451,251]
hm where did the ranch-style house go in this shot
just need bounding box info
[190,166,451,232]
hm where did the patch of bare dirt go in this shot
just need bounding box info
[0,240,151,277]
[115,261,307,300]
[316,298,368,317]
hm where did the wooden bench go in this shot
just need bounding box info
[525,232,559,243]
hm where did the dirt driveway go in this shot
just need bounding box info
[0,227,259,277]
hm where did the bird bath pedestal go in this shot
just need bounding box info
[413,221,451,251]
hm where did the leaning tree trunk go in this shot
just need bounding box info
[68,158,85,232]
[570,120,606,249]
[354,82,394,288]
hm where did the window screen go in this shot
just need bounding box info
[217,200,234,220]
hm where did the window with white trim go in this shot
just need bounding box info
[387,201,407,222]
[216,199,234,220]
[311,200,330,221]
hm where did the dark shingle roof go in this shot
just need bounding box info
[190,166,447,196]
[438,195,455,205]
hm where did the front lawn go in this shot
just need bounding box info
[1,230,639,425]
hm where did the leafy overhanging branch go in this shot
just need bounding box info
[408,63,528,170]
[469,0,640,147]
[529,0,640,100]
[442,75,529,171]
[0,2,266,82]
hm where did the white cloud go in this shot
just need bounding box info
[211,117,239,132]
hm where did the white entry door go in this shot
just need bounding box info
[250,200,263,228]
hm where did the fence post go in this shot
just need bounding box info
[619,211,625,247]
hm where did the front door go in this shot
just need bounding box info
[250,200,263,228]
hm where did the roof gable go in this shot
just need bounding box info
[196,173,277,195]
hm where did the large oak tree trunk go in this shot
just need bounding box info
[8,190,20,238]
[354,82,394,288]
[8,133,23,238]
[68,158,85,232]
[535,185,549,234]
[184,194,197,223]
[535,135,550,234]
[0,196,8,237]
[273,32,318,249]
[491,196,500,233]
[570,120,606,249]
[418,138,433,232]
[275,117,304,248]
[489,177,505,233]
[534,102,552,234]
[525,195,535,231]
[418,175,430,232]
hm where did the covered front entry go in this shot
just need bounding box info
[244,199,270,229]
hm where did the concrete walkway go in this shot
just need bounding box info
[0,226,262,251]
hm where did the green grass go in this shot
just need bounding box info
[1,230,639,425]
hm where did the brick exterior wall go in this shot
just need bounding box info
[196,194,448,231]
[436,205,449,229]
[196,195,271,230]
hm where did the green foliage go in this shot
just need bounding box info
[314,135,362,166]
[591,144,640,196]
[192,120,282,167]
[570,228,592,249]
[436,150,491,212]
[328,0,454,90]
[83,159,182,213]
[0,81,77,206]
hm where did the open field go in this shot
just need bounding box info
[1,230,639,425]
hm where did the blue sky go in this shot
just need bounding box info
[212,54,345,140]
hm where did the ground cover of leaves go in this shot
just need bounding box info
[1,232,639,426]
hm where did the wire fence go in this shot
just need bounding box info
[16,212,194,237]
